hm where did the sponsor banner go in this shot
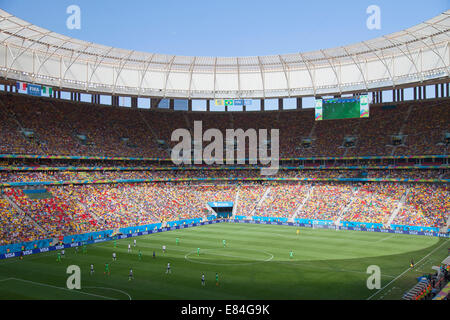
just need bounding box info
[2,177,448,188]
[208,201,234,208]
[214,99,251,106]
[0,153,448,162]
[2,165,443,172]
[16,81,27,93]
[229,219,448,238]
[315,98,323,121]
[27,84,42,96]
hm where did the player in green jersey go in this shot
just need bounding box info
[104,263,110,275]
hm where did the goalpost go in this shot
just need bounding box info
[311,221,340,230]
[334,221,341,231]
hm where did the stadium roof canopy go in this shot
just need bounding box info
[0,9,448,99]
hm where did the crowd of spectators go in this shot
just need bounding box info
[342,183,408,224]
[298,183,355,220]
[0,180,448,246]
[0,197,46,245]
[255,183,309,217]
[394,184,449,228]
[235,184,268,216]
[0,94,447,158]
[0,168,446,184]
[3,188,78,239]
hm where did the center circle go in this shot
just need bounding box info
[184,248,274,266]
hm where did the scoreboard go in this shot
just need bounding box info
[315,95,369,120]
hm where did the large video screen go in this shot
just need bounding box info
[315,95,369,120]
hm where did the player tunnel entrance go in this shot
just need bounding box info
[208,202,233,218]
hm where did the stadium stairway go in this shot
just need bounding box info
[308,121,317,139]
[391,103,415,156]
[342,148,349,158]
[75,199,101,226]
[232,188,240,217]
[335,187,360,224]
[48,100,80,143]
[137,109,160,146]
[399,103,415,136]
[386,188,409,226]
[204,202,216,216]
[292,185,314,219]
[183,113,191,130]
[250,187,271,216]
[444,214,450,234]
[2,194,48,236]
[0,98,23,130]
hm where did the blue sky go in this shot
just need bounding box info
[1,0,448,110]
[1,0,448,57]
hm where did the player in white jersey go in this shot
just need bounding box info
[128,268,134,281]
[90,264,94,275]
[128,244,131,253]
[112,252,116,261]
[162,245,166,254]
[133,239,136,247]
[61,249,65,257]
[201,273,205,286]
[166,263,171,274]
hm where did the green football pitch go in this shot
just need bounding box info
[0,223,448,300]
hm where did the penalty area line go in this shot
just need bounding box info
[366,238,449,300]
[83,286,132,300]
[6,277,118,300]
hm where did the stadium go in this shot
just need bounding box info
[0,2,449,304]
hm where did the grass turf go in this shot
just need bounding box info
[0,222,448,300]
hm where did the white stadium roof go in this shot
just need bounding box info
[0,9,448,99]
